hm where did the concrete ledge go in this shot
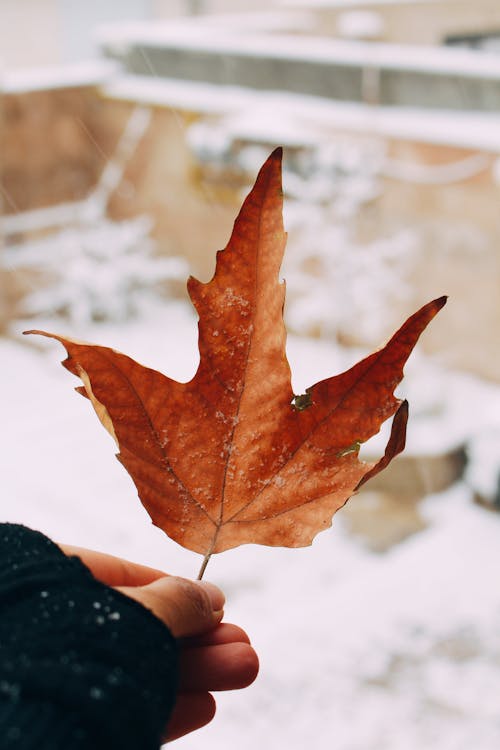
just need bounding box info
[98,25,500,110]
[2,60,118,95]
[102,76,500,153]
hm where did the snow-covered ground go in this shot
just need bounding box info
[2,296,500,750]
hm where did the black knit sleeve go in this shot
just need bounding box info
[0,523,178,750]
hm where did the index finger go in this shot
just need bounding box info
[59,544,168,587]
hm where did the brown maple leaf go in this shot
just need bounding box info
[27,148,446,577]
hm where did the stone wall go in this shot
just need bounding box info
[0,86,121,214]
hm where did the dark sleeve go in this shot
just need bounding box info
[0,523,178,750]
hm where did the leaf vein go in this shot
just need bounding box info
[97,349,216,525]
[226,347,395,523]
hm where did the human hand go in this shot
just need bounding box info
[59,544,259,742]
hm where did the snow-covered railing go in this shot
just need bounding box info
[1,60,119,95]
[98,23,500,111]
[99,27,500,79]
[103,76,500,155]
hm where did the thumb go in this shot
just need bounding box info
[117,577,225,638]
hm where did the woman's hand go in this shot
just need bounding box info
[59,545,259,741]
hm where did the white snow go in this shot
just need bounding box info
[2,60,118,94]
[2,200,91,237]
[5,216,188,325]
[2,295,500,750]
[336,10,385,39]
[104,76,500,153]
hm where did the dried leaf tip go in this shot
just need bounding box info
[433,295,448,309]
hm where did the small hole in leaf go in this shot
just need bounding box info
[336,441,361,458]
[292,391,312,411]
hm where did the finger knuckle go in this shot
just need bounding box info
[176,578,212,620]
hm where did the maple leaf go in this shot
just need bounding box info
[27,149,446,577]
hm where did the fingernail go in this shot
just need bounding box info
[196,581,225,611]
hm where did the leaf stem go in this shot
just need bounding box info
[197,552,211,580]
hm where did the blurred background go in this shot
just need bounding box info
[1,2,500,749]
